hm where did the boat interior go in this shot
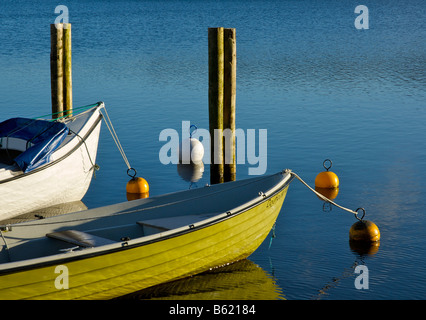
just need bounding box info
[0,205,217,265]
[0,172,289,266]
[0,106,100,176]
[0,149,22,166]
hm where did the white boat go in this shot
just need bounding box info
[0,102,103,221]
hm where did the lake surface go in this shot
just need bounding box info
[0,0,425,300]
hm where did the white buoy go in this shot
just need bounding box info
[178,125,204,163]
[178,138,204,163]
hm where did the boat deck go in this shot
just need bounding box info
[0,212,218,264]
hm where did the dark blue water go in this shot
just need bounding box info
[1,0,425,300]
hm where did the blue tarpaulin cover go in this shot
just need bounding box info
[0,118,69,173]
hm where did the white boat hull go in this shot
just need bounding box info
[0,104,103,221]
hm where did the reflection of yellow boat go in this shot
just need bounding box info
[123,259,284,300]
[0,171,293,299]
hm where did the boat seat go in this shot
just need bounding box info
[46,230,116,248]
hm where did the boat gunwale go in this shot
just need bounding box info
[0,171,293,275]
[0,103,104,185]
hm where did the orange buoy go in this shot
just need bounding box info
[315,159,339,189]
[125,168,149,196]
[349,220,381,242]
[126,177,149,194]
[348,209,381,255]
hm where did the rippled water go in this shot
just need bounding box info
[1,0,425,299]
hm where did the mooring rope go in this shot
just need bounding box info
[287,170,364,220]
[101,107,132,171]
[33,103,99,121]
[34,102,134,173]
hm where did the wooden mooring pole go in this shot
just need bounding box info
[223,28,236,182]
[208,27,224,184]
[208,27,236,184]
[50,23,72,119]
[63,24,73,117]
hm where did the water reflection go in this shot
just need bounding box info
[313,242,380,300]
[119,259,284,300]
[315,187,339,201]
[0,201,87,225]
[177,161,204,188]
[126,192,150,201]
[349,240,380,256]
[313,258,363,300]
[315,186,339,213]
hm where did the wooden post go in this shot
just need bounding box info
[63,24,72,117]
[208,27,224,184]
[50,23,72,119]
[50,24,64,119]
[223,28,236,182]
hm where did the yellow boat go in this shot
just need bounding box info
[0,170,293,299]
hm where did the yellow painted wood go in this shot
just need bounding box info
[0,187,288,300]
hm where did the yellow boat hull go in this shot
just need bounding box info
[0,186,288,300]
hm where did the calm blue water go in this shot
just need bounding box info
[1,0,425,300]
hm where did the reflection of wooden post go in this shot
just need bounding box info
[223,28,236,182]
[50,23,72,119]
[208,27,224,184]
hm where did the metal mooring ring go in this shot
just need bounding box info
[127,167,137,179]
[189,124,198,138]
[355,207,366,221]
[323,159,333,171]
